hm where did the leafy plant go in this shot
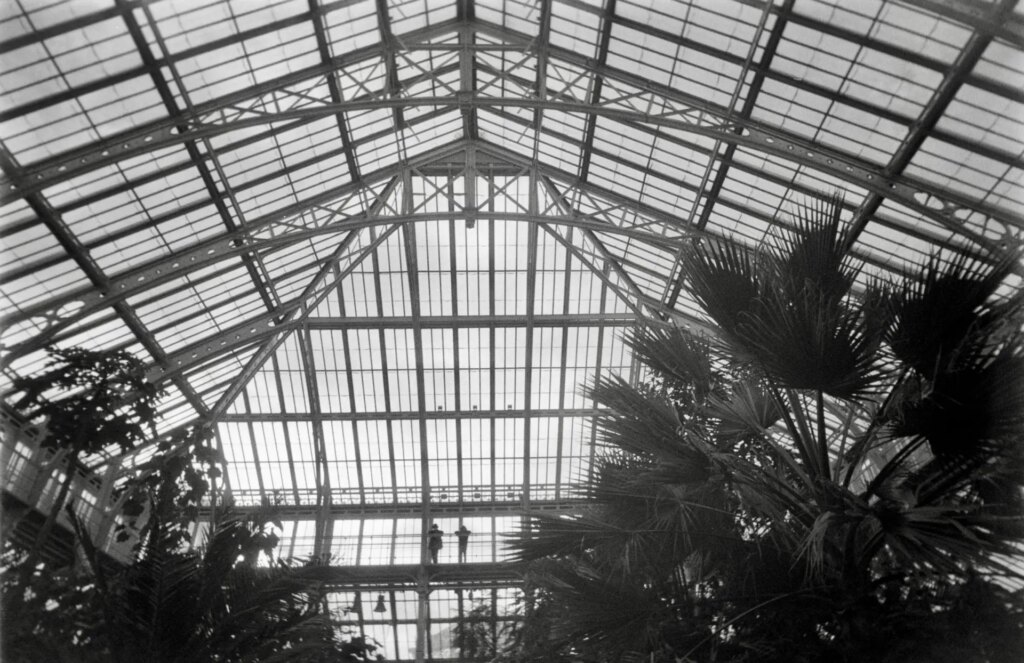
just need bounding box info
[3,346,384,662]
[113,423,223,557]
[7,347,163,600]
[453,600,498,659]
[3,506,384,663]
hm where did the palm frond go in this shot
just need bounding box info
[744,285,889,399]
[887,249,1020,376]
[768,193,858,305]
[897,338,1024,461]
[527,558,673,660]
[704,379,783,445]
[96,512,339,662]
[502,193,1024,661]
[869,503,1022,579]
[623,325,716,399]
[506,512,632,563]
[683,236,763,346]
[586,376,712,477]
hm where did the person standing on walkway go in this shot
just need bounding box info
[427,523,444,564]
[456,524,471,563]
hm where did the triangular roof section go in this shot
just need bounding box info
[5,4,1023,468]
[213,142,671,426]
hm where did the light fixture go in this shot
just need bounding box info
[374,594,387,613]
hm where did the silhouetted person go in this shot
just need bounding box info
[427,523,444,563]
[456,524,471,563]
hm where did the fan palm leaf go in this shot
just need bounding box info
[897,336,1024,460]
[623,325,716,399]
[704,378,783,446]
[586,376,712,479]
[527,557,675,661]
[683,235,763,349]
[505,192,1024,661]
[744,285,890,399]
[887,250,1020,376]
[767,193,857,306]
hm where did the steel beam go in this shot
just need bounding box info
[311,0,361,180]
[2,149,682,333]
[6,197,676,338]
[291,562,525,596]
[7,95,1017,254]
[446,195,466,499]
[197,498,586,520]
[2,214,665,370]
[540,175,669,319]
[7,11,1021,211]
[844,0,1020,253]
[0,148,210,417]
[144,226,396,386]
[458,2,479,141]
[217,406,605,423]
[121,2,279,317]
[0,3,135,54]
[539,225,646,320]
[366,226,400,506]
[304,312,638,328]
[486,178,498,504]
[576,0,615,183]
[208,223,402,419]
[553,226,574,500]
[663,0,789,308]
[298,321,332,535]
[476,103,1020,264]
[376,0,406,130]
[521,180,539,507]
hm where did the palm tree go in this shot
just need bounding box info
[508,195,1024,662]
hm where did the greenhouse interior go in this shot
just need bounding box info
[2,0,1023,661]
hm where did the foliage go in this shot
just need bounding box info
[113,423,223,555]
[12,346,163,457]
[0,540,110,663]
[454,600,498,660]
[3,346,384,662]
[506,195,1024,662]
[2,509,384,662]
[6,346,166,602]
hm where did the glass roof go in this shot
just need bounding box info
[2,0,1023,657]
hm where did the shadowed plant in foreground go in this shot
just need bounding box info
[502,194,1024,663]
